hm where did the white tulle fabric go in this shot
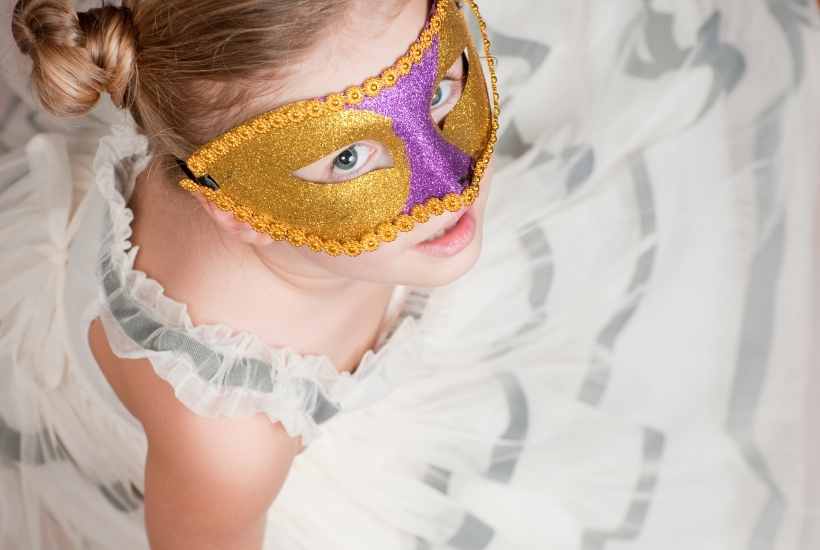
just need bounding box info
[1,1,819,550]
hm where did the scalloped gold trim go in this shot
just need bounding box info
[181,178,482,257]
[180,0,500,257]
[185,0,451,175]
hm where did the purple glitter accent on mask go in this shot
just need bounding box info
[347,36,473,214]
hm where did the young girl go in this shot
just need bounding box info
[1,0,818,549]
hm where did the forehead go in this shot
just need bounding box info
[265,0,431,108]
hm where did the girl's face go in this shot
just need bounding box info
[202,0,494,287]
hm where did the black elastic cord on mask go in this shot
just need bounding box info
[174,157,220,190]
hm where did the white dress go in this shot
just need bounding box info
[1,2,819,549]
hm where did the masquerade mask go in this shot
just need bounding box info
[176,0,499,256]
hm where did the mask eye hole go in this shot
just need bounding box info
[293,140,394,184]
[432,49,469,129]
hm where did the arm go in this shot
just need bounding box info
[88,320,301,550]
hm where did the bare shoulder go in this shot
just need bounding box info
[87,318,301,548]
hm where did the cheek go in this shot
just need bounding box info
[303,240,411,278]
[472,165,496,216]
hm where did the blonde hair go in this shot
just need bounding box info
[12,0,357,169]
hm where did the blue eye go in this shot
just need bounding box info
[330,143,377,177]
[431,81,455,109]
[333,146,360,171]
[431,86,444,107]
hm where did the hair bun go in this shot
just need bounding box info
[12,0,138,116]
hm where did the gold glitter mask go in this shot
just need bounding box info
[176,0,500,257]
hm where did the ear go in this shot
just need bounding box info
[192,194,273,246]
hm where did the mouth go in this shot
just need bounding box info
[413,206,476,257]
[418,208,468,244]
[414,165,477,245]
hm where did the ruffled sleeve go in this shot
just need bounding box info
[90,122,425,444]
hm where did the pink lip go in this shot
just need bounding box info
[413,208,476,257]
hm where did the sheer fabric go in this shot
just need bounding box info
[0,1,818,549]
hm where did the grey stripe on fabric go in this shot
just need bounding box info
[448,513,496,550]
[691,13,746,120]
[0,153,29,193]
[31,429,72,465]
[518,223,553,312]
[0,416,21,464]
[422,464,453,495]
[0,416,71,465]
[496,122,531,159]
[767,0,809,87]
[625,6,746,123]
[474,16,551,110]
[0,415,142,513]
[421,406,534,496]
[413,374,525,546]
[581,428,666,550]
[577,152,663,549]
[417,466,496,549]
[484,24,551,160]
[487,372,529,483]
[99,480,143,514]
[481,221,553,362]
[565,146,597,194]
[578,152,657,406]
[25,110,48,136]
[725,96,789,550]
[625,4,688,79]
[312,391,343,424]
[724,7,813,541]
[487,30,550,76]
[0,96,21,136]
[98,217,341,425]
